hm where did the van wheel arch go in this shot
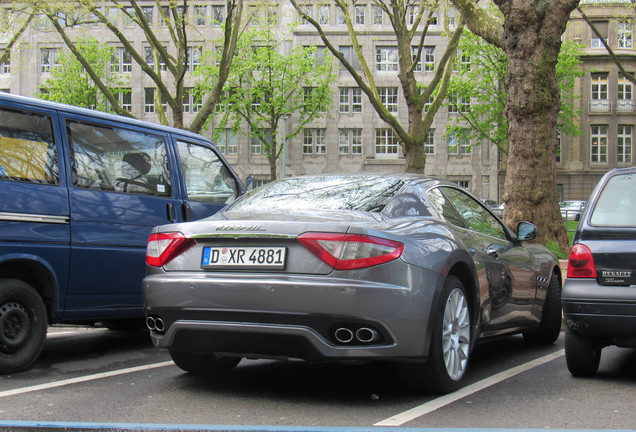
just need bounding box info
[0,259,56,320]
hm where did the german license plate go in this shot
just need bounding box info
[202,246,286,269]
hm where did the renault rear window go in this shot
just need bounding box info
[590,173,636,227]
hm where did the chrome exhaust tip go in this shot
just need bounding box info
[146,316,156,331]
[334,327,354,344]
[154,317,165,332]
[356,327,378,343]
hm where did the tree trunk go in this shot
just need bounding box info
[403,106,426,173]
[495,0,576,250]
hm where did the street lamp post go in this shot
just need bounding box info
[282,114,290,178]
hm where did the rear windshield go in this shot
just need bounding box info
[590,173,636,227]
[227,176,404,213]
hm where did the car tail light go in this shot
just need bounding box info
[567,243,597,278]
[146,232,194,267]
[298,233,404,270]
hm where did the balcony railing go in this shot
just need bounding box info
[588,99,636,113]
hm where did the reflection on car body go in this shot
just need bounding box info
[143,174,562,394]
[563,167,636,377]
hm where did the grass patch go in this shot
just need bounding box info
[546,240,569,260]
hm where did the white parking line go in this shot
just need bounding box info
[374,349,565,427]
[0,361,174,398]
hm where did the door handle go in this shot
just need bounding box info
[487,248,499,258]
[166,203,176,223]
[182,203,192,222]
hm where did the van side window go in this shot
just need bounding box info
[67,120,172,197]
[176,141,237,205]
[0,107,59,184]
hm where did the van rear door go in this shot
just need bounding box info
[61,114,182,320]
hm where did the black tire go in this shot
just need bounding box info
[399,275,471,394]
[0,279,48,374]
[523,271,562,345]
[565,326,601,377]
[169,349,241,376]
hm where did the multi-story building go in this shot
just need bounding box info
[557,0,636,200]
[1,1,634,201]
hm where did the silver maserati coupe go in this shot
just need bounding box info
[142,174,562,393]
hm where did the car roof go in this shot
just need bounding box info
[0,92,208,141]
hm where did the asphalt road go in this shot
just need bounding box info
[0,326,635,431]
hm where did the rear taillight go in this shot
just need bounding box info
[298,233,404,270]
[567,243,597,278]
[146,232,194,267]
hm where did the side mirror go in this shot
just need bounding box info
[517,221,537,242]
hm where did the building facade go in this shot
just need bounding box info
[1,1,634,201]
[558,0,636,200]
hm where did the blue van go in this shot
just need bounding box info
[0,93,244,373]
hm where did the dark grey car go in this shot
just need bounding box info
[563,167,636,377]
[143,175,562,393]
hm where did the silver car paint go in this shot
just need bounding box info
[143,176,559,363]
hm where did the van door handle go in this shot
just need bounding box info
[166,203,176,223]
[182,204,192,222]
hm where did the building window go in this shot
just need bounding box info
[144,46,167,72]
[107,7,118,24]
[376,46,398,72]
[211,5,224,25]
[425,129,434,154]
[0,51,9,74]
[379,87,398,113]
[411,46,422,72]
[339,87,362,113]
[338,45,362,71]
[618,125,632,163]
[354,4,365,25]
[373,5,383,25]
[216,128,238,154]
[40,48,60,73]
[339,129,362,154]
[194,5,206,26]
[299,4,312,24]
[251,128,272,154]
[424,95,433,112]
[590,73,610,112]
[336,7,345,25]
[117,89,132,112]
[448,131,470,155]
[590,125,608,163]
[375,128,399,157]
[591,20,608,48]
[89,7,101,28]
[618,22,633,48]
[407,5,419,26]
[183,88,201,113]
[556,130,562,163]
[141,6,153,25]
[123,6,135,27]
[448,91,469,113]
[111,47,132,73]
[318,5,329,25]
[447,7,458,27]
[303,129,326,154]
[617,74,634,112]
[144,88,156,113]
[305,45,328,66]
[187,46,202,72]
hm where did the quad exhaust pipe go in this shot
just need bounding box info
[146,316,165,332]
[333,326,379,344]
